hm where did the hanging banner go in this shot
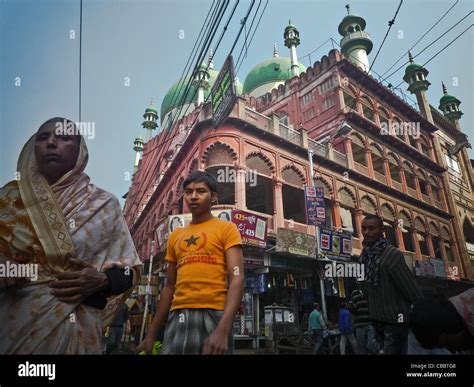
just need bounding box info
[305,186,326,226]
[211,54,237,129]
[276,228,317,258]
[318,227,352,260]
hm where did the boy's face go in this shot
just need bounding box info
[184,181,217,216]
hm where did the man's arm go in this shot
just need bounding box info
[318,314,327,330]
[202,245,244,355]
[137,261,176,353]
[389,250,423,305]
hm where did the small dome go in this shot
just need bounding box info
[145,106,157,114]
[160,68,219,124]
[243,56,306,96]
[404,62,423,75]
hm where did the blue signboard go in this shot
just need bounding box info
[319,227,352,260]
[305,186,325,226]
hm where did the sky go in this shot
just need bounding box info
[1,0,473,205]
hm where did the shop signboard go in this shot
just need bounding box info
[318,228,352,260]
[414,260,435,278]
[276,228,316,258]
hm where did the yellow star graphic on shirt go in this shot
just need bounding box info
[184,235,200,247]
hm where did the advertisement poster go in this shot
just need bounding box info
[319,228,352,260]
[232,209,268,248]
[305,186,326,226]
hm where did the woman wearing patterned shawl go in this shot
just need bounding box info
[0,117,142,354]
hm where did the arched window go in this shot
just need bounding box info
[403,163,416,190]
[351,133,367,166]
[440,226,454,262]
[362,97,374,121]
[419,137,431,158]
[282,166,306,224]
[246,153,274,215]
[381,204,397,247]
[417,170,429,196]
[399,212,415,252]
[370,144,385,176]
[343,90,356,109]
[387,154,401,183]
[463,218,474,244]
[429,222,443,259]
[429,176,441,202]
[338,188,357,236]
[414,217,429,256]
[379,108,390,131]
[392,118,405,142]
[360,196,377,215]
[206,166,235,205]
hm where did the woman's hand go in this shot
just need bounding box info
[49,258,108,303]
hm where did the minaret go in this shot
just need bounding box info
[338,4,373,73]
[284,20,301,77]
[142,99,158,141]
[403,51,433,123]
[439,82,464,130]
[192,62,210,106]
[133,135,144,173]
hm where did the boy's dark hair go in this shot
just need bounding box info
[362,214,383,228]
[340,301,347,308]
[183,171,218,193]
[409,297,466,349]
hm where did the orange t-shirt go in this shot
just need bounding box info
[165,217,242,311]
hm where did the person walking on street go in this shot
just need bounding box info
[359,214,423,354]
[309,303,328,354]
[339,301,358,355]
[137,171,244,355]
[350,285,377,354]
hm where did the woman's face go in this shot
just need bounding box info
[34,121,81,184]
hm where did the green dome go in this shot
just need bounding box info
[404,63,423,74]
[439,93,458,105]
[160,68,219,122]
[145,106,157,114]
[243,57,306,95]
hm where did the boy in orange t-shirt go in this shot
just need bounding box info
[138,171,244,354]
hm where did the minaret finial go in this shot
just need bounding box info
[345,4,351,14]
[442,82,448,95]
[273,43,279,58]
[150,97,154,106]
[408,50,414,63]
